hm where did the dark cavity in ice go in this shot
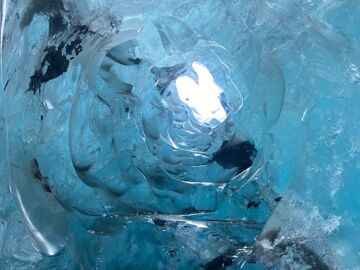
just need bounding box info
[28,25,91,93]
[212,140,257,171]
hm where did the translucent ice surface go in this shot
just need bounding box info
[1,0,360,269]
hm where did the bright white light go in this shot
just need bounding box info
[175,62,227,125]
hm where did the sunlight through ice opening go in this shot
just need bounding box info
[176,62,227,126]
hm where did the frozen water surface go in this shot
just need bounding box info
[0,0,360,269]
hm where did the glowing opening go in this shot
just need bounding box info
[175,62,227,125]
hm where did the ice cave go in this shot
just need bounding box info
[0,0,360,269]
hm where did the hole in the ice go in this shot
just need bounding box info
[175,62,227,127]
[212,140,257,171]
[247,201,261,209]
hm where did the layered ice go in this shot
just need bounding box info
[1,0,360,269]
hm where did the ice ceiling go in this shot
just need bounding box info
[1,0,360,269]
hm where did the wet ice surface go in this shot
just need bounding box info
[1,0,360,269]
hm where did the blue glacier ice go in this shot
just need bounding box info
[1,0,360,269]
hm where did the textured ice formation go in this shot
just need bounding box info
[1,0,360,269]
